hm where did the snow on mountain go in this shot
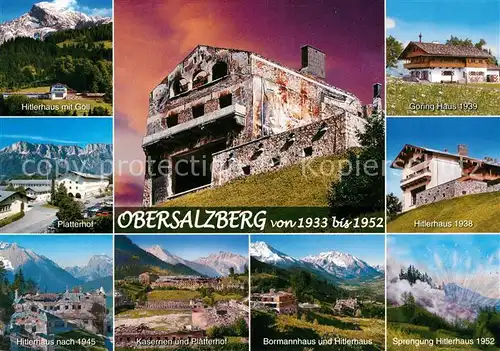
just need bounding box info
[0,241,83,292]
[249,241,299,267]
[195,252,247,276]
[374,264,385,273]
[250,241,381,281]
[0,2,112,44]
[0,141,113,178]
[145,245,184,265]
[302,251,381,279]
[65,254,112,282]
[145,246,247,277]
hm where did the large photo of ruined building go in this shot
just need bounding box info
[142,45,382,206]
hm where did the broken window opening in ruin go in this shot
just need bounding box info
[251,143,264,160]
[172,78,188,96]
[193,70,208,89]
[313,122,329,142]
[192,104,205,118]
[212,61,228,80]
[303,146,313,157]
[271,156,281,167]
[219,94,232,108]
[242,165,251,175]
[172,140,227,194]
[167,114,179,128]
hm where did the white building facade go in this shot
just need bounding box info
[392,144,500,212]
[57,171,109,199]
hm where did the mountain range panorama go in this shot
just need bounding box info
[145,245,248,277]
[0,242,112,292]
[250,241,383,281]
[0,141,113,178]
[0,2,112,44]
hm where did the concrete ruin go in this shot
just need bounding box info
[142,44,381,206]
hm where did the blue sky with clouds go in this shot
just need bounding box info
[386,118,500,199]
[0,235,113,266]
[127,235,249,261]
[388,235,499,276]
[387,0,500,60]
[252,235,385,266]
[0,0,112,22]
[0,118,112,148]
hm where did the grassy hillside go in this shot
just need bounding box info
[387,77,500,115]
[388,192,500,233]
[252,309,384,350]
[159,154,345,207]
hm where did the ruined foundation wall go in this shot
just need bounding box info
[211,114,347,186]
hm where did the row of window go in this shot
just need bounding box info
[0,204,11,213]
[161,93,233,128]
[172,61,229,97]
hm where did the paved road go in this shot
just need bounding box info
[0,203,57,233]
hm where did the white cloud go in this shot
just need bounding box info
[45,0,111,17]
[386,17,396,29]
[1,134,82,144]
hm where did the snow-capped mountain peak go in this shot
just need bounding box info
[0,1,112,44]
[145,246,247,278]
[249,241,298,266]
[65,254,112,282]
[144,245,184,265]
[250,241,382,281]
[303,251,362,268]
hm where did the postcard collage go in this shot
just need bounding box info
[0,0,499,350]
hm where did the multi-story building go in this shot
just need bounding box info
[251,289,297,315]
[391,144,500,212]
[9,286,108,347]
[142,44,379,206]
[399,36,499,83]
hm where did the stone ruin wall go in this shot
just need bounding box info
[416,179,500,208]
[211,114,347,186]
[142,46,368,206]
[250,55,364,141]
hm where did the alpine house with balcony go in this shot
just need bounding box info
[399,35,499,83]
[391,144,500,212]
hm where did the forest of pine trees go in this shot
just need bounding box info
[399,265,433,286]
[0,24,112,95]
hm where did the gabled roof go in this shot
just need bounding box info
[399,41,492,59]
[0,190,34,203]
[8,179,50,185]
[391,144,500,169]
[59,170,107,180]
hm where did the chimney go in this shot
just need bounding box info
[300,45,325,79]
[458,144,468,156]
[418,33,422,42]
